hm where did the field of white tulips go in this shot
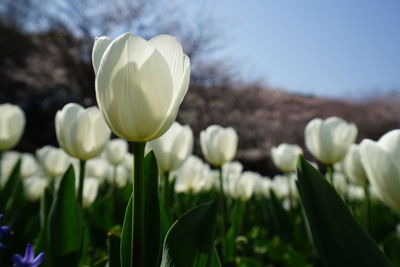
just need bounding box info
[1,33,399,267]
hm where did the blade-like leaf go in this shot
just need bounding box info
[296,155,392,267]
[0,159,21,213]
[120,194,132,267]
[48,165,84,267]
[161,200,218,267]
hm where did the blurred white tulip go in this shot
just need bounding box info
[147,122,193,173]
[86,157,110,183]
[105,139,128,166]
[174,156,212,194]
[360,130,400,210]
[305,117,357,164]
[341,144,368,186]
[253,177,272,198]
[231,171,258,201]
[55,103,111,160]
[347,184,365,201]
[0,151,20,186]
[106,165,128,188]
[37,146,71,178]
[123,153,134,177]
[271,143,303,173]
[219,161,243,195]
[23,176,48,202]
[82,177,100,208]
[0,103,26,151]
[95,33,190,142]
[20,153,39,179]
[200,125,238,167]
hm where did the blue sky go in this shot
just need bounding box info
[209,0,400,98]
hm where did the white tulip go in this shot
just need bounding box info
[0,151,20,186]
[253,177,272,198]
[231,171,258,201]
[200,125,239,167]
[347,184,365,201]
[0,103,26,151]
[341,144,368,186]
[37,146,71,178]
[305,117,357,164]
[106,165,128,188]
[360,130,400,210]
[82,177,100,208]
[23,176,48,202]
[55,103,111,160]
[271,143,303,173]
[147,122,193,173]
[174,156,211,194]
[219,161,243,194]
[95,33,190,142]
[86,157,110,183]
[124,153,134,177]
[104,138,128,166]
[20,153,39,179]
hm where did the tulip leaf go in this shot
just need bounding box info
[120,194,132,267]
[296,155,392,267]
[160,200,218,267]
[48,165,84,267]
[0,159,21,213]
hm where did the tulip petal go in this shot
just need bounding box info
[360,140,400,210]
[377,129,400,160]
[92,36,113,75]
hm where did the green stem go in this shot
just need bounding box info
[286,172,293,212]
[132,141,146,267]
[163,172,170,210]
[78,160,86,206]
[364,184,372,235]
[0,151,3,186]
[218,166,228,260]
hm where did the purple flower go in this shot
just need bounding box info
[12,244,45,267]
[0,214,11,248]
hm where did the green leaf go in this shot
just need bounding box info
[48,165,84,267]
[160,200,218,267]
[296,155,392,267]
[0,159,21,213]
[120,194,132,267]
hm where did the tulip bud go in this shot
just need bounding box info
[0,151,20,186]
[104,138,128,166]
[0,103,26,151]
[231,171,257,201]
[341,144,368,186]
[271,143,303,173]
[200,125,239,167]
[23,176,48,202]
[174,156,211,194]
[95,33,190,142]
[20,153,39,179]
[82,177,100,208]
[106,165,128,188]
[86,157,110,183]
[55,103,111,160]
[147,122,193,173]
[37,146,71,178]
[360,129,400,210]
[305,117,357,164]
